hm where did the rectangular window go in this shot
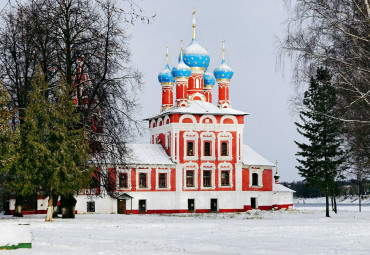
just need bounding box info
[139,173,147,188]
[221,171,230,186]
[187,141,194,156]
[203,170,212,187]
[159,173,167,188]
[204,141,211,156]
[221,142,228,156]
[87,201,95,212]
[186,171,194,187]
[119,173,128,188]
[252,173,259,186]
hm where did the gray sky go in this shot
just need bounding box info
[0,0,303,182]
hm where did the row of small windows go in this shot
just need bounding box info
[187,141,228,156]
[118,171,258,189]
[186,170,231,187]
[118,173,167,189]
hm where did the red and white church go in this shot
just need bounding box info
[9,10,294,215]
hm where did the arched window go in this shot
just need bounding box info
[203,171,211,187]
[187,141,194,156]
[221,142,228,156]
[139,173,147,188]
[221,171,230,186]
[252,173,258,186]
[159,173,166,188]
[204,142,211,156]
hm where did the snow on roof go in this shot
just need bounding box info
[125,144,174,165]
[145,100,248,120]
[242,144,274,167]
[273,183,295,193]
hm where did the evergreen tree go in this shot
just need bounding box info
[18,70,92,221]
[295,67,346,217]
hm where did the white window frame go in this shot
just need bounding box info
[249,167,264,188]
[156,168,171,190]
[136,167,151,190]
[184,132,199,161]
[218,162,233,188]
[200,163,216,190]
[200,132,216,161]
[218,132,233,161]
[116,168,131,190]
[183,162,199,190]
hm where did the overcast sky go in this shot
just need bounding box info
[0,0,303,182]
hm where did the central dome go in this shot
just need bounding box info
[182,39,210,70]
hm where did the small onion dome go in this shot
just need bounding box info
[183,39,210,69]
[214,59,234,80]
[158,64,175,83]
[172,56,191,79]
[203,70,215,86]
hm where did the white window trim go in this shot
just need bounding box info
[183,162,199,190]
[200,132,216,161]
[200,163,216,190]
[136,167,151,190]
[156,168,171,190]
[218,162,233,188]
[218,132,233,161]
[184,131,199,161]
[249,167,264,188]
[116,168,132,190]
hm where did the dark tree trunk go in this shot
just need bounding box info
[13,195,23,217]
[325,186,330,217]
[52,194,59,218]
[333,195,337,214]
[61,195,77,219]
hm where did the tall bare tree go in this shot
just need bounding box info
[280,0,370,174]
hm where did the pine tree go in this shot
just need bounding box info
[295,67,346,217]
[18,70,92,221]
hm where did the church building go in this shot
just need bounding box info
[8,9,294,215]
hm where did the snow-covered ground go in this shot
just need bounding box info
[1,205,370,255]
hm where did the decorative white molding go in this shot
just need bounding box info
[200,132,216,161]
[156,167,171,190]
[183,131,199,161]
[249,167,264,188]
[218,162,233,188]
[220,115,238,125]
[199,115,217,124]
[183,162,199,190]
[136,167,152,190]
[116,167,132,190]
[179,114,197,124]
[200,162,216,189]
[218,132,233,161]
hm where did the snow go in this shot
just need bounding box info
[242,144,274,167]
[0,223,32,246]
[126,144,174,165]
[183,39,208,55]
[273,183,295,193]
[145,100,248,120]
[2,206,370,255]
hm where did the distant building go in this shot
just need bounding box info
[8,9,294,215]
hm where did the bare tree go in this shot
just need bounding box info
[0,0,154,216]
[279,0,370,174]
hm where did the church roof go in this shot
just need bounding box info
[126,144,175,165]
[242,144,274,167]
[145,100,248,120]
[273,183,295,193]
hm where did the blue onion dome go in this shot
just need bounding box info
[158,64,175,84]
[214,59,234,80]
[172,53,191,79]
[203,70,215,86]
[182,39,210,69]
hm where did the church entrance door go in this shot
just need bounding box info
[118,199,126,214]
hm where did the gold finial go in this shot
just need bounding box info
[166,45,169,65]
[275,160,278,174]
[192,8,196,39]
[222,39,225,61]
[180,39,184,59]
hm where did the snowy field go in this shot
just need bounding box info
[1,204,370,255]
